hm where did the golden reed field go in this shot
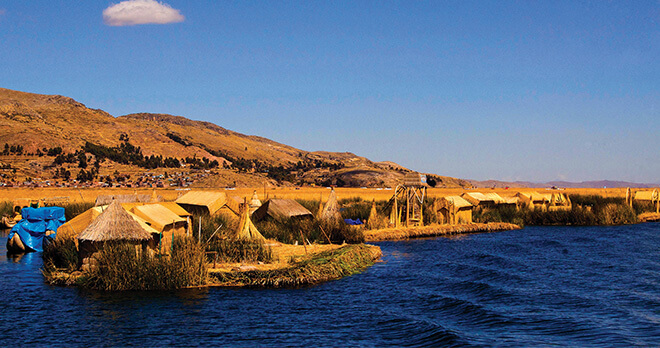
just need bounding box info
[0,186,631,204]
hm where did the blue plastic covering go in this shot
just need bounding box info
[7,207,66,252]
[344,218,363,225]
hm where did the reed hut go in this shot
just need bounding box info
[437,196,473,225]
[500,196,519,207]
[130,204,188,251]
[515,192,552,211]
[460,192,504,209]
[251,199,313,222]
[77,200,153,271]
[633,189,660,213]
[549,192,571,211]
[320,188,342,221]
[58,206,104,240]
[175,191,240,217]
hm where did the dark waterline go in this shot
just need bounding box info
[1,225,660,347]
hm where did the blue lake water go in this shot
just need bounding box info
[1,224,660,347]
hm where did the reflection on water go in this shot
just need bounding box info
[1,224,660,346]
[6,251,38,264]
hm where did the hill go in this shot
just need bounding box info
[0,87,470,188]
[469,179,656,189]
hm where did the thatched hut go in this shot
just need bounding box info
[437,196,473,225]
[549,192,571,211]
[251,199,313,222]
[461,192,504,209]
[515,192,552,211]
[77,200,153,271]
[130,204,188,251]
[175,191,240,217]
[633,189,659,213]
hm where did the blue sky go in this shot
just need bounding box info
[1,1,658,183]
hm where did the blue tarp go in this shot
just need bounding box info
[344,218,363,225]
[7,207,66,252]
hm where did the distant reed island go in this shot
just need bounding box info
[1,176,658,291]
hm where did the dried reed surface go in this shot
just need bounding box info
[207,242,343,272]
[638,212,660,223]
[209,244,381,288]
[364,223,521,242]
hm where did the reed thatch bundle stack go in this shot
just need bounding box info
[233,198,265,241]
[320,188,341,222]
[366,199,383,230]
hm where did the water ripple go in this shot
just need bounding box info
[3,225,660,346]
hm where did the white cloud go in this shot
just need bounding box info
[103,0,184,26]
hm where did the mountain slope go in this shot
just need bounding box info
[0,87,470,188]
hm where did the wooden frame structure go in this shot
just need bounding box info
[388,173,427,227]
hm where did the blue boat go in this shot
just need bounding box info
[6,207,66,253]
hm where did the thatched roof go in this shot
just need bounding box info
[58,207,103,240]
[176,191,227,215]
[634,190,659,201]
[94,194,160,207]
[130,204,186,232]
[252,199,313,222]
[461,192,504,205]
[516,191,551,202]
[440,196,473,209]
[320,188,341,221]
[500,196,519,205]
[158,202,192,217]
[78,200,152,242]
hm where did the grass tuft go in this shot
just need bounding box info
[78,237,207,291]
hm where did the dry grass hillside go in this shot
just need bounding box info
[0,87,470,188]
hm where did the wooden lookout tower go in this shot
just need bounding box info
[388,172,428,227]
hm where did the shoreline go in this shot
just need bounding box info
[364,222,521,242]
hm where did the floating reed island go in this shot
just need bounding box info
[364,223,521,242]
[12,182,660,291]
[209,243,381,288]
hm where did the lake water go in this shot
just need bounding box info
[1,224,660,347]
